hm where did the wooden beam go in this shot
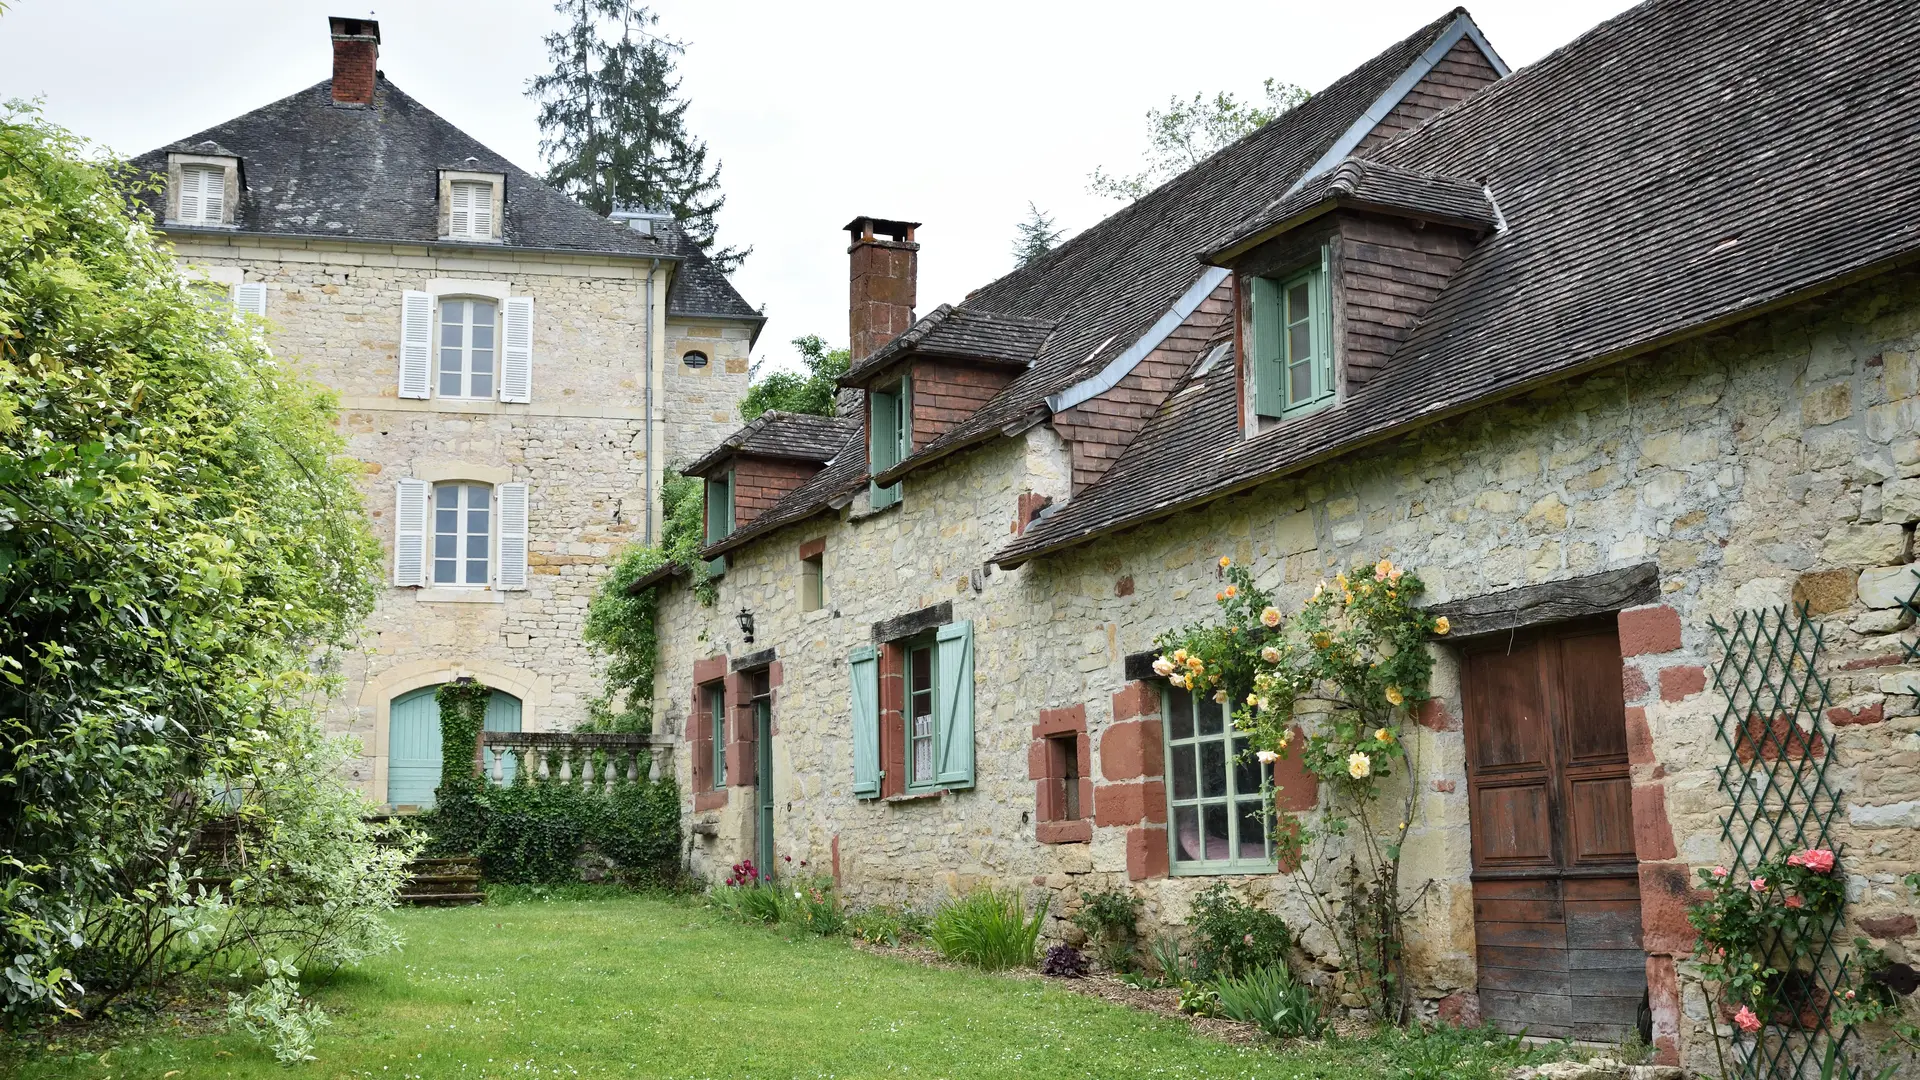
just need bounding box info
[872,601,952,644]
[1429,563,1659,638]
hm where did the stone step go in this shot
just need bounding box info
[405,874,482,894]
[399,891,486,907]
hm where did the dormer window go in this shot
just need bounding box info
[439,170,504,242]
[167,153,238,228]
[867,380,908,510]
[704,470,734,577]
[1249,247,1332,419]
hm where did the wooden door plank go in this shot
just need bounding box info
[1478,965,1572,995]
[1481,988,1573,1029]
[1565,876,1641,902]
[1477,920,1569,949]
[1480,945,1573,972]
[1567,909,1644,950]
[1571,966,1652,996]
[1475,897,1566,923]
[1569,948,1648,970]
[1475,878,1564,901]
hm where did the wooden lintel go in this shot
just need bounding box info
[1428,562,1660,639]
[872,601,953,644]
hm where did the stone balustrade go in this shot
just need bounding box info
[476,731,675,791]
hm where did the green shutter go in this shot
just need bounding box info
[850,644,880,798]
[933,620,975,788]
[1314,246,1333,401]
[868,387,902,509]
[1249,275,1285,418]
[705,472,732,577]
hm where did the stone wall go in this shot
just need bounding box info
[655,269,1920,1074]
[170,233,750,802]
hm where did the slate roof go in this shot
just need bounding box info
[131,75,760,324]
[701,400,870,559]
[998,0,1920,566]
[683,410,861,478]
[874,7,1483,474]
[842,304,1058,384]
[1202,157,1498,262]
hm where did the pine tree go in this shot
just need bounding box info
[1011,203,1066,268]
[529,1,748,273]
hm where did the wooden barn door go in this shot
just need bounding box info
[1463,620,1646,1042]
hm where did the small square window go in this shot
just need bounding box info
[800,550,825,612]
[178,163,226,225]
[449,180,494,239]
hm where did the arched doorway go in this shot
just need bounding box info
[386,685,523,807]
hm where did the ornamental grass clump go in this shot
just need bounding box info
[1212,960,1322,1039]
[930,887,1049,971]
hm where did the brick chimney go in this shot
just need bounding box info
[329,16,381,107]
[846,216,921,363]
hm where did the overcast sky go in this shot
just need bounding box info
[1,0,1636,372]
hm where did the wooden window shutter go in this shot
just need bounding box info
[393,478,430,586]
[178,169,201,222]
[850,644,880,798]
[232,282,267,317]
[1314,246,1334,400]
[868,388,902,509]
[496,482,529,590]
[1249,275,1285,418]
[469,183,493,238]
[397,290,432,399]
[200,166,225,224]
[933,619,975,788]
[500,296,533,402]
[449,181,473,236]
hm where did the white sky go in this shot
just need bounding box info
[0,0,1636,372]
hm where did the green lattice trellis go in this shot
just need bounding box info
[1899,568,1920,664]
[1708,603,1858,1079]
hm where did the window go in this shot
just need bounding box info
[1164,688,1274,873]
[800,547,825,612]
[438,299,497,398]
[704,471,733,577]
[449,180,494,239]
[682,350,709,369]
[868,380,908,509]
[178,163,225,225]
[907,638,936,787]
[1053,734,1081,818]
[1249,249,1333,419]
[432,482,491,586]
[707,684,727,790]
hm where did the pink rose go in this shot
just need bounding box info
[1750,877,1768,892]
[1801,848,1836,873]
[1785,895,1804,909]
[1711,866,1730,878]
[1734,1005,1762,1034]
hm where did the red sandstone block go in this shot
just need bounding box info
[1632,783,1679,861]
[693,654,727,684]
[1619,605,1683,656]
[1035,780,1064,823]
[1638,862,1701,955]
[1828,700,1886,726]
[1417,698,1457,732]
[1647,955,1682,1066]
[1625,706,1655,765]
[1127,826,1168,881]
[1037,820,1092,844]
[1100,720,1164,781]
[1431,779,1457,793]
[1028,741,1052,780]
[1034,703,1086,737]
[1860,913,1919,938]
[1273,727,1319,812]
[1658,665,1706,701]
[1621,664,1651,702]
[693,790,727,812]
[1111,681,1161,723]
[1094,781,1148,826]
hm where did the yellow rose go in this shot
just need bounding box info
[1186,656,1205,672]
[1260,646,1282,664]
[1213,690,1228,704]
[1347,752,1372,780]
[1219,556,1232,569]
[1374,558,1394,581]
[1172,649,1188,664]
[1374,728,1393,743]
[1152,656,1175,677]
[1224,584,1237,599]
[1433,616,1451,636]
[1260,606,1282,628]
[1385,686,1404,706]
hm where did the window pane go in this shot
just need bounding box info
[1170,744,1197,800]
[1168,691,1194,740]
[1287,282,1310,317]
[466,533,488,560]
[472,372,492,398]
[1289,321,1312,363]
[1173,806,1201,863]
[436,485,460,508]
[910,647,933,694]
[1233,736,1262,796]
[1290,359,1313,403]
[1203,804,1231,861]
[471,348,493,374]
[433,559,454,584]
[439,367,461,397]
[1197,697,1224,736]
[434,532,456,558]
[441,305,464,345]
[471,309,495,347]
[1236,800,1268,860]
[1199,741,1227,798]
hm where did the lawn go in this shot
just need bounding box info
[4,894,1554,1079]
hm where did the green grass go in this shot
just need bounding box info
[2,895,1560,1079]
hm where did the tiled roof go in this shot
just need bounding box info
[683,411,860,478]
[666,241,763,327]
[876,8,1482,474]
[699,399,870,558]
[998,0,1920,566]
[842,304,1057,384]
[1202,157,1497,262]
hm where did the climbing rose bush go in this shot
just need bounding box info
[1688,848,1844,1028]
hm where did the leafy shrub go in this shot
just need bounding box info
[930,887,1049,971]
[226,960,331,1065]
[1147,931,1198,984]
[791,876,845,936]
[848,905,929,946]
[1177,979,1222,1017]
[1212,962,1322,1038]
[1188,883,1291,980]
[1042,944,1090,978]
[421,776,681,887]
[1071,887,1144,972]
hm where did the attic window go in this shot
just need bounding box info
[1249,246,1333,419]
[176,163,227,225]
[449,181,493,239]
[683,350,709,369]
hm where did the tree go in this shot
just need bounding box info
[1011,202,1066,268]
[0,106,400,1024]
[1088,78,1311,201]
[529,1,748,273]
[739,334,851,422]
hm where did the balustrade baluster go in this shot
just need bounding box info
[628,749,641,784]
[490,745,505,785]
[558,748,572,784]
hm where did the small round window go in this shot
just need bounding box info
[682,350,709,369]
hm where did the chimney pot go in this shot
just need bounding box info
[846,215,922,363]
[328,16,381,107]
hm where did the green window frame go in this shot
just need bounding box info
[707,683,727,790]
[1249,247,1333,420]
[868,379,908,510]
[704,470,733,576]
[898,620,975,794]
[1163,688,1275,874]
[905,636,937,791]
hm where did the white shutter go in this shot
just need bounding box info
[449,181,472,237]
[178,166,203,222]
[200,167,224,224]
[496,482,529,590]
[469,183,493,238]
[397,290,432,399]
[500,296,533,403]
[393,478,429,587]
[232,282,267,317]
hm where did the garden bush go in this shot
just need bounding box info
[1071,887,1143,972]
[930,887,1048,971]
[848,904,929,946]
[422,776,681,886]
[1188,883,1292,980]
[1041,944,1090,978]
[1212,961,1322,1038]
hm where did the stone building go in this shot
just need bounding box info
[132,16,761,806]
[648,0,1920,1071]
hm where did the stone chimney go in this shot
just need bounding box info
[329,16,381,107]
[846,216,921,363]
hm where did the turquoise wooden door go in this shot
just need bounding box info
[387,687,442,807]
[386,686,523,806]
[483,690,523,784]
